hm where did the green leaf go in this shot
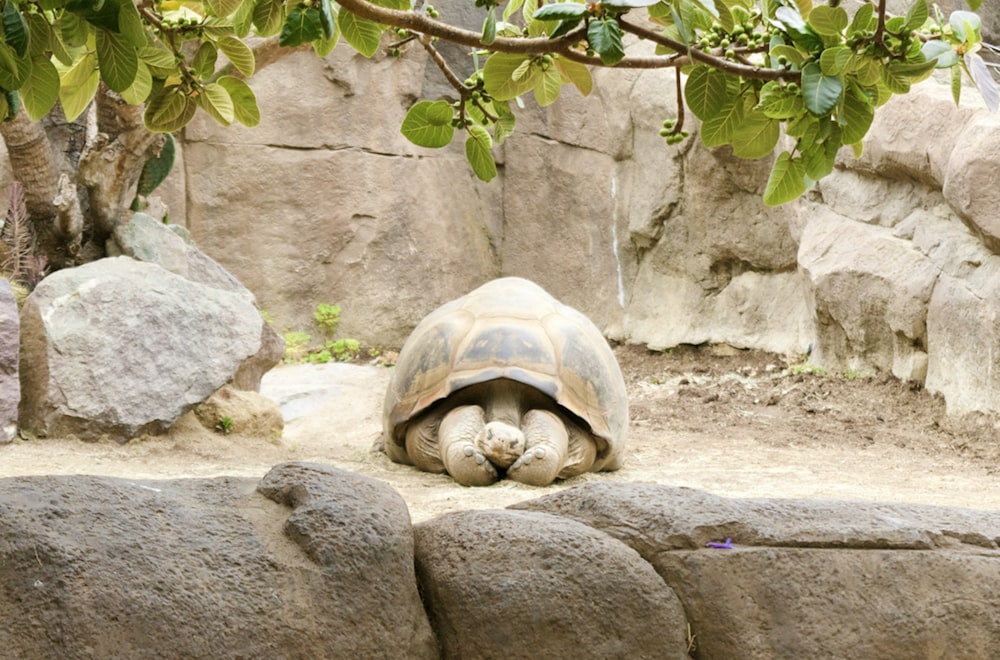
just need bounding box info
[903,0,927,31]
[732,108,780,158]
[588,18,624,66]
[58,51,99,121]
[838,80,873,145]
[847,1,874,35]
[807,5,847,37]
[547,17,583,39]
[20,54,59,120]
[757,81,804,119]
[3,3,29,58]
[504,0,525,21]
[205,0,245,17]
[191,41,218,79]
[553,54,592,95]
[602,0,660,8]
[252,0,285,37]
[96,28,137,92]
[492,103,516,145]
[337,9,382,58]
[217,35,255,77]
[483,52,535,101]
[68,0,121,32]
[26,12,51,58]
[700,94,746,147]
[136,133,176,196]
[144,85,196,133]
[400,100,455,148]
[819,45,851,76]
[117,1,148,47]
[763,151,807,205]
[0,42,29,90]
[139,45,178,77]
[481,9,496,45]
[950,10,980,44]
[233,0,255,36]
[465,124,497,182]
[769,45,804,68]
[197,81,235,125]
[319,0,336,39]
[120,59,152,104]
[951,64,962,105]
[801,61,842,115]
[684,65,729,120]
[533,2,588,21]
[312,32,338,56]
[534,65,562,106]
[800,121,840,180]
[280,7,323,47]
[217,75,259,126]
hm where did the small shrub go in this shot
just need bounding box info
[282,331,311,363]
[214,416,234,434]
[789,362,827,377]
[282,304,362,364]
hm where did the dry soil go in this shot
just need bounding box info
[2,344,998,522]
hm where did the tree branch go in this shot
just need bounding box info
[618,16,801,82]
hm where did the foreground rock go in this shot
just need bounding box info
[414,508,689,659]
[18,256,275,441]
[513,483,1000,659]
[1,467,996,658]
[0,463,437,658]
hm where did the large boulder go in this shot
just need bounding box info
[0,278,17,442]
[19,256,274,440]
[797,209,938,380]
[413,508,690,659]
[513,483,1000,659]
[110,212,282,390]
[0,463,437,658]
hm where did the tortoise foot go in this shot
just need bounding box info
[507,446,561,486]
[445,443,500,486]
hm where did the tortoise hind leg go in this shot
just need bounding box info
[439,405,500,486]
[507,410,568,486]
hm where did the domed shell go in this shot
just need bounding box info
[383,277,627,464]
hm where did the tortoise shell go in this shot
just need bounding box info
[383,277,627,466]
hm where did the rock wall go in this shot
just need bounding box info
[0,6,993,416]
[173,40,1000,416]
[2,464,998,658]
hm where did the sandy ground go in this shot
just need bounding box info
[2,345,998,523]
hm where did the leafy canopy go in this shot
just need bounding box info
[0,0,991,203]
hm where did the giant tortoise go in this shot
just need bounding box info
[382,277,628,486]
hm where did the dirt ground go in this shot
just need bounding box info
[2,344,998,523]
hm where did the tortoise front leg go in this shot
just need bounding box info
[506,410,568,486]
[439,405,500,486]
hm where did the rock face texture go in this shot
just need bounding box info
[18,256,274,440]
[413,508,690,659]
[0,463,437,659]
[512,482,1000,659]
[163,8,1000,416]
[1,469,997,659]
[0,279,17,442]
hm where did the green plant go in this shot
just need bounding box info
[282,304,362,363]
[282,330,311,363]
[844,368,863,380]
[214,416,234,434]
[790,362,827,376]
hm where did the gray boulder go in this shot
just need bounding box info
[0,463,437,658]
[413,508,690,659]
[798,210,938,380]
[19,256,274,441]
[513,483,1000,659]
[111,212,282,390]
[0,278,17,442]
